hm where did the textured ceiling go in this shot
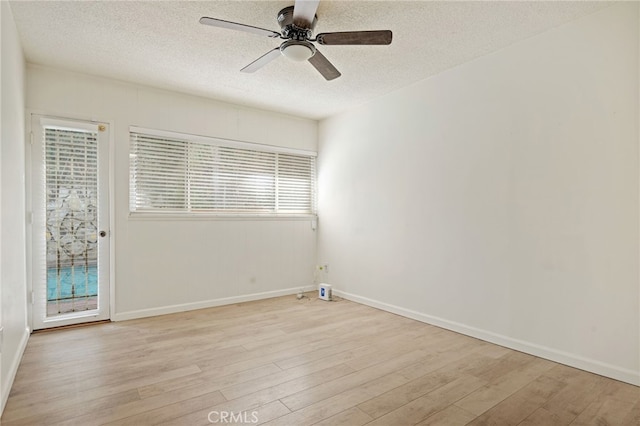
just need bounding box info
[10,1,612,120]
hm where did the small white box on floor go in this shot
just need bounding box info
[318,284,332,301]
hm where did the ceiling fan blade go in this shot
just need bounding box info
[316,30,393,45]
[200,17,281,38]
[308,49,341,81]
[293,0,320,28]
[241,48,282,73]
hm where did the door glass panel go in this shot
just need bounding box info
[44,127,99,316]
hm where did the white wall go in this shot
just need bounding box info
[0,1,29,413]
[26,65,318,320]
[318,3,640,385]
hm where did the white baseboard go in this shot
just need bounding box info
[1,327,30,415]
[112,285,317,322]
[334,290,640,387]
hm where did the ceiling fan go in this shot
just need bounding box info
[199,0,392,81]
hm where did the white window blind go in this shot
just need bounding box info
[130,130,316,216]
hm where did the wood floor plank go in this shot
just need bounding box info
[103,390,227,425]
[2,294,637,426]
[137,363,281,399]
[394,340,483,381]
[570,398,637,426]
[279,349,429,412]
[220,362,356,401]
[156,363,358,426]
[416,405,476,426]
[621,400,640,426]
[273,319,428,372]
[11,343,244,396]
[2,365,202,420]
[40,363,282,426]
[455,357,557,416]
[519,407,567,426]
[0,389,141,426]
[365,374,486,426]
[357,350,488,419]
[467,375,566,425]
[161,399,291,426]
[541,365,610,424]
[311,406,373,426]
[262,372,410,425]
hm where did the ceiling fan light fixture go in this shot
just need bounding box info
[280,40,316,62]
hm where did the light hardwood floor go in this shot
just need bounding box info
[2,294,639,425]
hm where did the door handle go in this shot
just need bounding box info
[99,230,107,238]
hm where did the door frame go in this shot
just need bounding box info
[26,111,115,331]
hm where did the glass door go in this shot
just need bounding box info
[31,116,110,329]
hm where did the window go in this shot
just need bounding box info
[129,127,316,216]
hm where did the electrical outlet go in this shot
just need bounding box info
[323,264,329,274]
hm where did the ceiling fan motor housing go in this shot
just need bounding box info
[277,6,317,40]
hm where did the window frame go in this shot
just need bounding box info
[129,126,317,220]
